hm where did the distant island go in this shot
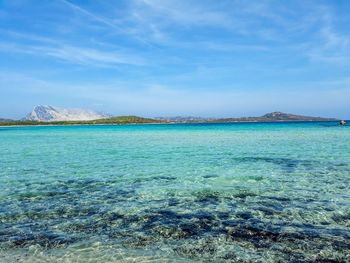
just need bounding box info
[0,105,338,126]
[0,118,14,122]
[155,112,337,123]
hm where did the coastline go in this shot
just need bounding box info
[0,119,342,128]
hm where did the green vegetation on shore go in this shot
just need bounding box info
[0,116,164,126]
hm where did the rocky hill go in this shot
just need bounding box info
[25,105,111,122]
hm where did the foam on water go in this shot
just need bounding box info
[0,122,349,262]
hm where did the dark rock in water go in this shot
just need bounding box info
[232,190,257,199]
[195,191,221,205]
[193,211,215,221]
[168,198,179,206]
[155,209,182,224]
[331,212,350,223]
[119,214,140,229]
[236,211,253,220]
[279,231,309,241]
[327,228,350,239]
[10,236,35,247]
[257,200,284,212]
[256,206,275,215]
[221,251,240,260]
[9,232,76,248]
[102,212,124,221]
[228,223,281,244]
[179,223,199,237]
[202,174,218,178]
[217,211,230,220]
[223,220,241,227]
[151,225,178,238]
[332,240,350,250]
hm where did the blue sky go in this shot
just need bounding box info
[0,0,350,119]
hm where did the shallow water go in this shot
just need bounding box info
[0,122,349,262]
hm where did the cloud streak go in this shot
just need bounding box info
[60,0,120,29]
[0,28,145,67]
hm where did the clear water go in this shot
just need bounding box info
[0,122,349,262]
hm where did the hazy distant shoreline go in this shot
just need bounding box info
[0,109,340,127]
[0,119,342,128]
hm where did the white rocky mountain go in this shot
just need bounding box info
[25,105,111,122]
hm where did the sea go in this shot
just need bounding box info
[0,122,349,262]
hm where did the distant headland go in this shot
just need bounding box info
[0,105,339,126]
[155,112,337,123]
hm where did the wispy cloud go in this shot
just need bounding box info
[124,0,235,45]
[302,4,350,65]
[135,0,231,27]
[59,0,154,46]
[0,41,144,67]
[59,0,120,29]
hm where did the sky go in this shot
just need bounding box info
[0,0,350,119]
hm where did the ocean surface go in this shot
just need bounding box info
[0,122,349,262]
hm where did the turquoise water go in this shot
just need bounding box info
[0,122,349,262]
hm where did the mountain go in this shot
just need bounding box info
[260,112,333,121]
[25,105,111,122]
